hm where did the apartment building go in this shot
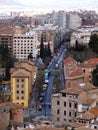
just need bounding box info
[13,34,40,60]
[70,30,91,47]
[69,13,81,30]
[52,82,98,127]
[29,24,59,54]
[0,25,25,56]
[52,87,83,126]
[10,60,37,108]
[64,57,98,86]
[79,58,98,82]
[0,26,15,55]
[0,102,23,130]
[57,11,66,29]
[63,57,84,88]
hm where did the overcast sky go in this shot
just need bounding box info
[0,0,98,12]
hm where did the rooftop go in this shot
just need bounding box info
[77,111,95,120]
[60,87,83,95]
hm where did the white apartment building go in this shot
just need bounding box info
[29,24,60,54]
[69,13,81,30]
[70,29,92,47]
[57,11,66,29]
[13,34,40,60]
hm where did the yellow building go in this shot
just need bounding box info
[10,60,37,108]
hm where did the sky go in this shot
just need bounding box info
[0,0,98,13]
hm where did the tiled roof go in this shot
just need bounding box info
[0,102,23,108]
[77,111,95,120]
[0,25,15,34]
[11,69,30,77]
[89,107,98,116]
[77,127,93,130]
[78,82,96,91]
[82,99,96,106]
[78,58,98,68]
[73,122,86,128]
[78,63,96,68]
[84,58,98,64]
[33,126,64,130]
[63,57,77,65]
[67,67,83,77]
[60,87,83,95]
[16,63,33,72]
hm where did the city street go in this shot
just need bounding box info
[24,43,67,120]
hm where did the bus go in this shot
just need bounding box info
[44,69,51,83]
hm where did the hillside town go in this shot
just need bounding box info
[0,9,98,130]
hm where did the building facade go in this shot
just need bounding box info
[13,34,40,60]
[10,60,37,108]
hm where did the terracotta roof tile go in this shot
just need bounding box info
[78,82,96,91]
[73,122,86,128]
[34,126,64,130]
[78,63,96,68]
[67,67,83,77]
[60,87,83,95]
[82,99,96,106]
[0,102,23,108]
[77,111,95,120]
[89,107,98,116]
[0,25,15,34]
[63,57,77,65]
[84,58,98,64]
[11,69,30,77]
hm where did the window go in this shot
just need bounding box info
[17,96,19,99]
[64,102,66,106]
[17,85,19,88]
[57,109,59,115]
[21,85,24,88]
[21,90,24,94]
[17,90,19,94]
[57,100,60,105]
[21,96,24,100]
[69,111,71,116]
[21,79,24,82]
[62,93,66,97]
[16,79,19,82]
[22,102,24,106]
[74,103,77,108]
[64,110,66,115]
[69,102,71,108]
[94,126,97,129]
[83,69,85,73]
[57,117,59,121]
[75,112,77,117]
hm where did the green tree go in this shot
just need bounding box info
[75,40,79,51]
[0,44,16,80]
[89,34,98,53]
[36,70,44,97]
[28,53,33,60]
[71,127,75,130]
[47,42,51,57]
[92,65,98,86]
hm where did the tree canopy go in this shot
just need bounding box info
[89,34,98,53]
[0,44,16,80]
[92,65,98,87]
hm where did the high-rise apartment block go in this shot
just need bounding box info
[13,34,40,60]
